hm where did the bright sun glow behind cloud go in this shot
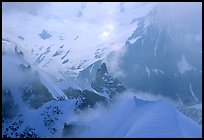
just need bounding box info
[99,23,115,40]
[2,2,157,76]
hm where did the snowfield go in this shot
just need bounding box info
[75,94,202,138]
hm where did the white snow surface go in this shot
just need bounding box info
[2,2,156,79]
[85,85,111,99]
[71,94,202,138]
[2,50,79,100]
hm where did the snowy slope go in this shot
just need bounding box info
[37,69,68,100]
[2,2,156,79]
[2,43,201,138]
[2,43,80,101]
[3,88,201,138]
[2,54,202,138]
[2,98,77,138]
[2,51,78,138]
[19,100,77,138]
[2,2,202,138]
[75,94,202,138]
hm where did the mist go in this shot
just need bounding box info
[2,2,202,138]
[2,55,32,88]
[156,2,202,33]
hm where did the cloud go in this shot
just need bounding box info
[104,48,127,79]
[156,2,202,33]
[105,2,202,77]
[99,23,115,40]
[2,2,48,14]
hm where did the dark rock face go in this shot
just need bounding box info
[2,120,39,138]
[19,127,39,138]
[63,87,82,99]
[62,122,86,137]
[15,46,24,58]
[110,11,201,106]
[70,63,126,110]
[2,119,24,138]
[62,59,69,64]
[103,8,201,125]
[41,105,63,135]
[91,63,108,92]
[78,90,108,110]
[76,60,103,89]
[53,50,63,57]
[91,63,126,98]
[18,35,24,40]
[2,88,19,119]
[63,63,126,111]
[19,64,31,72]
[63,87,107,111]
[39,29,52,40]
[22,72,53,109]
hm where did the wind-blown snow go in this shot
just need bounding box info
[85,85,111,99]
[2,55,31,88]
[37,69,68,100]
[75,94,201,138]
[177,55,193,74]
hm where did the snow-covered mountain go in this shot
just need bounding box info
[75,3,202,125]
[103,3,202,125]
[2,2,202,138]
[2,2,156,79]
[3,75,202,138]
[75,95,201,138]
[2,46,202,138]
[2,42,127,137]
[108,7,202,107]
